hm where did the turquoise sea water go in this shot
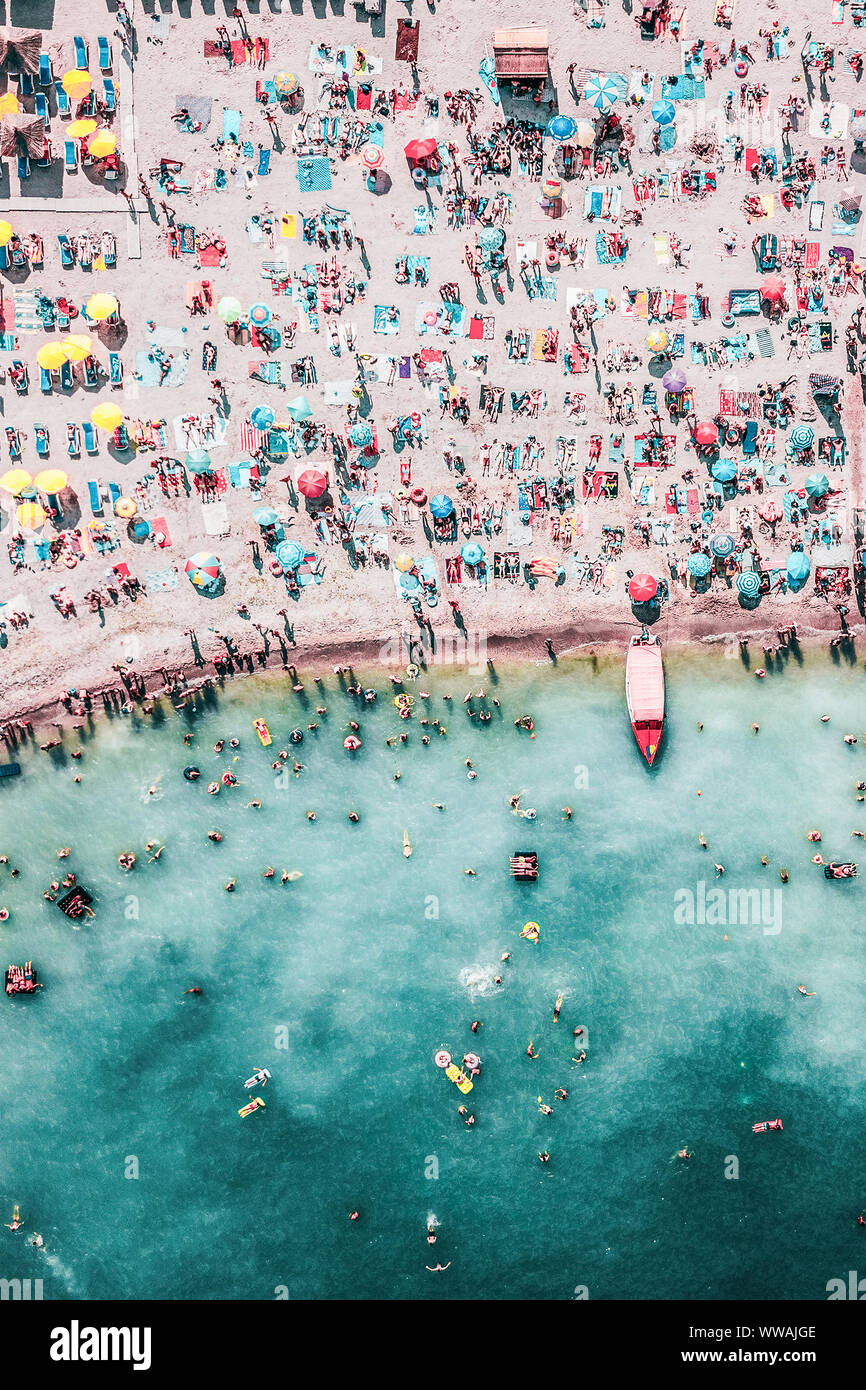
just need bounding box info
[2,646,866,1301]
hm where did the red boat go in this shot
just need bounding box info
[626,629,665,765]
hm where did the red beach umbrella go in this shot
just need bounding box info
[403,137,438,161]
[297,468,328,499]
[760,274,785,302]
[694,420,719,446]
[628,574,658,602]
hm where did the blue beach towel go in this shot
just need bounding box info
[296,157,332,192]
[223,109,242,142]
[661,75,706,101]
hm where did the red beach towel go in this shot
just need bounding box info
[149,516,172,547]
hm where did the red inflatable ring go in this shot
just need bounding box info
[344,735,362,750]
[410,487,428,505]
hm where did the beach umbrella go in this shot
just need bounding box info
[274,71,299,95]
[16,501,46,530]
[737,570,761,597]
[652,99,676,126]
[253,506,279,526]
[805,472,829,498]
[0,94,20,117]
[584,74,620,111]
[403,137,438,160]
[114,496,137,519]
[0,113,47,158]
[711,459,737,482]
[90,402,123,430]
[787,551,811,582]
[249,303,271,326]
[478,227,505,252]
[0,31,42,77]
[0,219,13,246]
[362,144,385,170]
[852,115,866,141]
[85,292,118,321]
[286,395,313,421]
[61,68,92,97]
[695,420,719,446]
[688,552,712,578]
[662,367,687,392]
[461,542,485,566]
[185,448,212,475]
[250,405,275,431]
[541,176,562,200]
[573,119,596,148]
[275,540,305,570]
[394,553,415,572]
[0,468,32,495]
[216,296,243,324]
[758,499,783,523]
[34,469,68,495]
[647,328,668,353]
[67,118,97,138]
[711,533,736,557]
[349,421,374,447]
[185,552,222,587]
[37,342,69,370]
[547,114,579,143]
[60,333,93,361]
[790,424,815,450]
[760,273,786,302]
[430,494,454,518]
[628,574,658,602]
[297,468,328,499]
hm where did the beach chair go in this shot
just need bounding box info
[60,361,74,391]
[257,146,271,176]
[64,140,78,173]
[106,482,121,509]
[109,353,123,387]
[19,72,33,97]
[97,37,112,71]
[83,423,98,454]
[34,92,49,127]
[37,140,52,169]
[73,37,88,68]
[87,480,103,515]
[67,424,81,456]
[103,78,116,113]
[39,367,52,394]
[39,53,53,86]
[17,154,30,180]
[56,303,70,331]
[34,426,49,457]
[56,85,70,118]
[58,233,75,268]
[83,357,99,388]
[0,245,7,271]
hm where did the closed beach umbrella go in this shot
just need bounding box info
[787,551,811,582]
[349,421,374,446]
[185,448,212,474]
[249,303,271,326]
[805,472,829,498]
[90,401,123,430]
[394,553,415,572]
[760,274,786,302]
[0,94,21,117]
[362,144,385,169]
[647,328,668,353]
[461,542,485,566]
[217,296,243,324]
[711,459,737,482]
[67,118,97,138]
[275,540,305,570]
[16,501,46,530]
[790,424,815,450]
[403,137,438,160]
[185,553,221,587]
[253,506,279,526]
[0,468,32,495]
[695,420,719,446]
[85,292,118,321]
[274,72,299,95]
[628,573,658,601]
[547,114,579,143]
[584,74,620,111]
[652,100,676,125]
[662,367,687,392]
[286,395,313,421]
[688,552,712,578]
[60,333,93,361]
[250,405,275,430]
[37,342,69,370]
[61,68,92,96]
[0,219,13,246]
[34,469,68,494]
[114,496,137,519]
[297,468,328,499]
[711,533,736,557]
[737,570,761,597]
[430,494,454,518]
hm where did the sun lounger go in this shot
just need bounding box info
[56,85,70,117]
[34,93,49,127]
[106,482,121,510]
[18,155,30,180]
[64,140,78,173]
[34,426,49,456]
[83,423,98,454]
[19,72,33,97]
[109,353,123,387]
[97,37,112,71]
[87,480,103,515]
[73,37,88,68]
[60,361,73,391]
[39,53,52,86]
[103,77,116,112]
[66,424,81,456]
[39,367,52,394]
[83,357,99,388]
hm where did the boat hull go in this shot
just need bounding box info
[626,637,665,765]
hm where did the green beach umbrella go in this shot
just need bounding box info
[688,553,712,578]
[790,424,814,450]
[253,506,279,526]
[286,395,313,421]
[711,459,737,482]
[787,551,811,582]
[805,472,829,498]
[460,542,485,566]
[185,448,212,474]
[217,296,243,324]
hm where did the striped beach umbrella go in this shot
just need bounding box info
[584,74,620,111]
[249,303,271,326]
[275,540,305,571]
[647,328,668,353]
[662,367,687,392]
[737,570,761,597]
[711,533,736,557]
[362,144,385,170]
[185,553,222,587]
[805,472,829,498]
[274,72,299,95]
[688,552,712,578]
[790,424,814,450]
[430,494,454,518]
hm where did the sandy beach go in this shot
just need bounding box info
[1,0,864,727]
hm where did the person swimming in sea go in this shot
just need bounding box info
[562,807,573,819]
[526,1040,539,1059]
[538,1098,554,1115]
[553,995,563,1022]
[698,833,708,849]
[797,985,816,996]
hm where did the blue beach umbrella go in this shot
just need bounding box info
[711,533,736,557]
[253,506,279,526]
[805,472,829,498]
[430,494,454,518]
[652,99,676,126]
[736,570,761,597]
[349,421,374,447]
[185,448,212,474]
[478,226,505,252]
[787,551,811,583]
[547,114,579,143]
[251,405,275,431]
[584,74,620,112]
[711,459,737,482]
[285,395,313,421]
[688,553,712,578]
[461,542,485,565]
[275,540,305,570]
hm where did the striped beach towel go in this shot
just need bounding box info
[13,289,42,334]
[239,419,267,453]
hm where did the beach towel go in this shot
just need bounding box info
[653,233,670,267]
[201,502,229,536]
[296,157,332,192]
[222,109,242,143]
[395,19,420,62]
[661,74,705,101]
[149,517,172,547]
[479,55,500,105]
[145,566,179,592]
[176,94,212,130]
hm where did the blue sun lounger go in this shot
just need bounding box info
[65,140,77,173]
[19,72,33,97]
[39,53,52,86]
[87,480,103,515]
[40,367,52,394]
[60,361,73,391]
[18,155,30,180]
[106,482,121,509]
[35,427,49,457]
[56,85,70,117]
[109,353,123,387]
[103,78,116,112]
[83,423,98,454]
[34,92,49,126]
[73,36,88,68]
[97,37,112,71]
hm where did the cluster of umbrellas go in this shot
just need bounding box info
[36,334,94,372]
[0,465,70,530]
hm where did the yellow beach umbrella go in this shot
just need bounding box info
[34,469,69,494]
[67,118,97,139]
[0,468,32,495]
[88,130,117,158]
[647,328,669,353]
[0,220,13,247]
[60,334,93,361]
[275,72,299,95]
[16,501,47,530]
[91,402,123,430]
[0,93,21,117]
[62,68,92,97]
[115,496,137,519]
[37,342,69,370]
[85,292,118,321]
[394,553,415,572]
